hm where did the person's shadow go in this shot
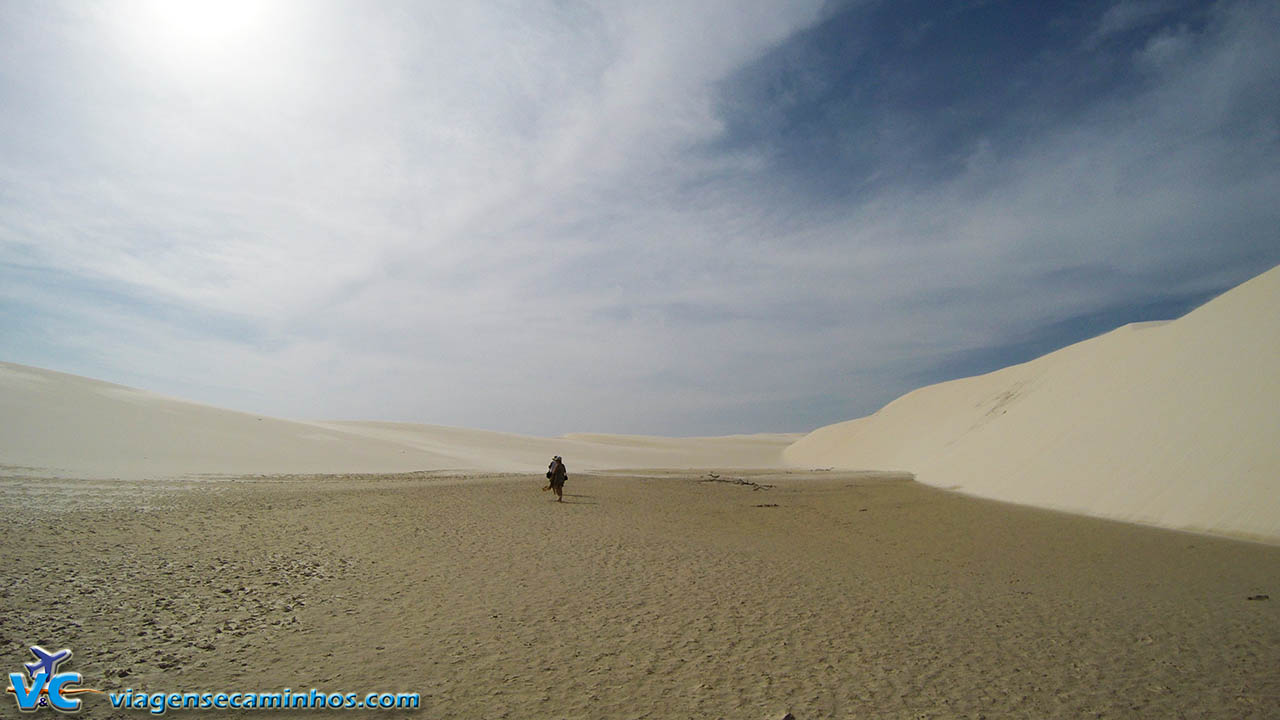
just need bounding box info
[556,494,597,505]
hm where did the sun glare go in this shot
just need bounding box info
[123,0,278,72]
[147,0,265,48]
[112,0,294,85]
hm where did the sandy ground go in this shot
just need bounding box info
[2,470,1276,719]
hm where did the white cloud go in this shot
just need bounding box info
[1092,0,1179,43]
[2,0,1277,435]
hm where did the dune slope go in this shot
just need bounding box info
[0,363,795,478]
[786,264,1280,543]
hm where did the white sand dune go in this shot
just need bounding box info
[0,362,796,479]
[6,266,1276,542]
[786,264,1280,543]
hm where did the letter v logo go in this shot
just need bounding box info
[9,671,46,712]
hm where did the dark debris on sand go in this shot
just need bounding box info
[698,472,775,491]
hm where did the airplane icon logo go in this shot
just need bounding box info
[24,647,72,682]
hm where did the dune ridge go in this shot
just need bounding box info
[786,264,1280,543]
[0,362,795,479]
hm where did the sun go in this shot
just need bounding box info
[114,0,287,81]
[144,0,266,51]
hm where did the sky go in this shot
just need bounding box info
[1,0,1277,436]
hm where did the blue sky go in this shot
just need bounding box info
[2,0,1277,436]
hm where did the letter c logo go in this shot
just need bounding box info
[47,673,82,711]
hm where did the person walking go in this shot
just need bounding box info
[544,455,568,502]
